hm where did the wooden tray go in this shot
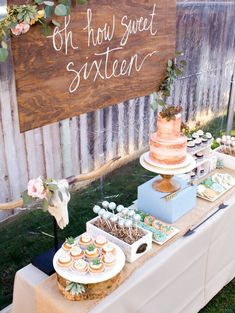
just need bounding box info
[57,272,123,301]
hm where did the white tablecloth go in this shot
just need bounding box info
[12,195,235,313]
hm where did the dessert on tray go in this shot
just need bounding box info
[89,258,105,274]
[197,173,235,201]
[56,233,121,275]
[63,237,76,251]
[149,113,187,165]
[57,252,73,268]
[134,209,179,245]
[78,233,93,248]
[87,201,152,263]
[70,245,84,259]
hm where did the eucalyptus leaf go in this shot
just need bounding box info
[158,99,165,107]
[42,198,49,211]
[167,59,173,67]
[59,0,71,6]
[54,4,68,16]
[151,100,158,111]
[41,23,52,36]
[45,5,54,18]
[180,60,187,66]
[22,191,34,207]
[52,19,61,27]
[0,48,8,62]
[44,0,54,6]
[175,50,184,56]
[175,68,182,76]
[1,41,7,49]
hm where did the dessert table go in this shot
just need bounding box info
[11,169,235,313]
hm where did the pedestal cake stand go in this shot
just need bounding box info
[140,152,196,193]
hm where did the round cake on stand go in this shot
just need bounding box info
[142,112,196,193]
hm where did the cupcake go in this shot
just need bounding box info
[202,136,208,143]
[197,129,204,137]
[94,235,108,248]
[89,258,105,274]
[78,233,93,248]
[73,259,88,274]
[206,132,212,140]
[192,132,199,139]
[187,141,195,148]
[63,237,75,251]
[144,215,156,226]
[85,244,99,260]
[57,253,73,268]
[70,245,84,259]
[102,243,116,255]
[195,152,203,160]
[102,253,116,268]
[187,136,193,142]
[194,138,202,146]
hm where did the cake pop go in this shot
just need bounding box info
[109,202,116,214]
[102,201,109,209]
[93,205,101,214]
[117,205,124,213]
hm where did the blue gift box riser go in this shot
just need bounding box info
[137,176,197,224]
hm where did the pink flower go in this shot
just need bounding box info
[11,24,23,36]
[11,22,30,36]
[21,22,30,34]
[28,177,47,199]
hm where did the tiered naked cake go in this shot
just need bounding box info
[149,113,187,166]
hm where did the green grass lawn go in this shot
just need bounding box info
[0,114,235,311]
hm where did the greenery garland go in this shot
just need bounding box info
[0,0,88,62]
[151,51,187,121]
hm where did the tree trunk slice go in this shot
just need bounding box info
[56,272,123,301]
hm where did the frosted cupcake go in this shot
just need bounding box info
[78,233,93,248]
[102,253,116,268]
[63,237,75,251]
[89,258,105,274]
[94,235,108,248]
[102,243,116,255]
[70,245,84,260]
[57,253,73,268]
[85,244,99,260]
[73,259,88,274]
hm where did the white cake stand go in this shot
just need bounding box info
[140,152,196,193]
[53,242,125,284]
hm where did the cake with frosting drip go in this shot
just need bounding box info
[149,113,187,165]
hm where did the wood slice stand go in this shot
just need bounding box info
[56,272,122,301]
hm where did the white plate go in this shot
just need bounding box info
[140,152,196,175]
[144,152,192,169]
[53,241,125,284]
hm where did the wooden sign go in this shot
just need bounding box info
[11,0,176,132]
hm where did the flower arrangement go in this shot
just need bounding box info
[151,51,187,121]
[0,0,88,62]
[22,176,69,210]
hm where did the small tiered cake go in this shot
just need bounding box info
[149,113,187,165]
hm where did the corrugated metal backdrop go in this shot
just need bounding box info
[0,0,235,220]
